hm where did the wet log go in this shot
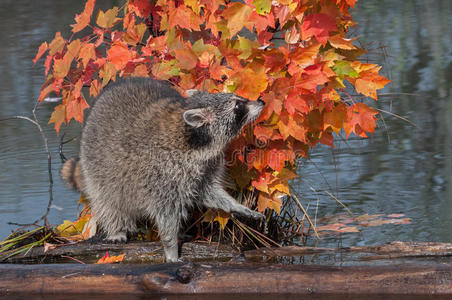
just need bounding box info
[4,241,238,264]
[7,240,452,264]
[244,241,452,261]
[2,262,452,297]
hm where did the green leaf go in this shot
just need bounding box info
[253,0,271,15]
[332,60,359,78]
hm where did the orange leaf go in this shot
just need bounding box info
[48,104,66,134]
[89,79,102,97]
[328,35,357,50]
[277,113,306,142]
[284,92,309,115]
[266,148,286,172]
[209,60,232,81]
[323,102,346,133]
[53,58,71,80]
[354,69,391,100]
[96,7,121,29]
[257,192,282,215]
[38,82,55,102]
[33,42,48,64]
[168,5,202,31]
[247,149,267,171]
[222,2,252,37]
[66,96,89,123]
[344,103,378,138]
[248,11,275,33]
[289,43,321,67]
[96,252,125,264]
[174,48,198,70]
[53,39,81,80]
[48,32,66,55]
[78,43,96,68]
[292,63,330,92]
[233,65,268,100]
[252,174,271,193]
[131,64,149,77]
[71,0,96,33]
[263,49,288,73]
[107,42,131,70]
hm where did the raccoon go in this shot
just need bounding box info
[60,78,264,262]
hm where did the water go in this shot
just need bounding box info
[0,1,451,251]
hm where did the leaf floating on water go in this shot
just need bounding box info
[387,214,405,218]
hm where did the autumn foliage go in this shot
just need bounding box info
[34,0,390,222]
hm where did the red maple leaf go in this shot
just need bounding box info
[301,13,337,45]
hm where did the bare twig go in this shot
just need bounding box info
[0,100,54,226]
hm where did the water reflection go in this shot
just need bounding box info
[295,0,452,247]
[0,1,451,248]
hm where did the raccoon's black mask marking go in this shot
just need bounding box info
[187,125,212,148]
[233,100,249,134]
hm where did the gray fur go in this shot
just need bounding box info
[68,78,264,262]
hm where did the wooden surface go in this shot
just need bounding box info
[2,262,452,296]
[5,240,237,264]
[8,240,452,264]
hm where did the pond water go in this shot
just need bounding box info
[0,0,451,254]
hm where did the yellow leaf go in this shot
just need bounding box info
[99,62,117,87]
[49,32,65,55]
[222,3,252,37]
[203,209,230,230]
[48,104,66,134]
[184,0,202,15]
[96,7,121,29]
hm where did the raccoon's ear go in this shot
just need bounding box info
[183,108,213,128]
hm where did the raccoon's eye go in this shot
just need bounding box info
[234,100,245,111]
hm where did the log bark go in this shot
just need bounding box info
[244,241,452,261]
[7,240,452,264]
[2,262,452,297]
[5,241,237,264]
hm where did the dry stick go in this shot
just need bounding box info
[290,194,319,239]
[0,100,53,227]
[373,107,418,128]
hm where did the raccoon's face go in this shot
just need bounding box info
[183,92,264,148]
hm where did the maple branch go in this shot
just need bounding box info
[0,100,54,227]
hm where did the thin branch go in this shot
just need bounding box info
[0,100,54,227]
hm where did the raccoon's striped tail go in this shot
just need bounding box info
[60,157,84,191]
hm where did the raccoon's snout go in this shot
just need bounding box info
[246,99,264,122]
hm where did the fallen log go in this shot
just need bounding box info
[244,241,452,261]
[2,262,452,297]
[4,240,237,264]
[7,240,452,264]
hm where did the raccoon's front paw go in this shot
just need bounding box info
[105,232,127,243]
[234,208,265,220]
[248,210,265,220]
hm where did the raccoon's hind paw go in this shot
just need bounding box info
[104,232,127,243]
